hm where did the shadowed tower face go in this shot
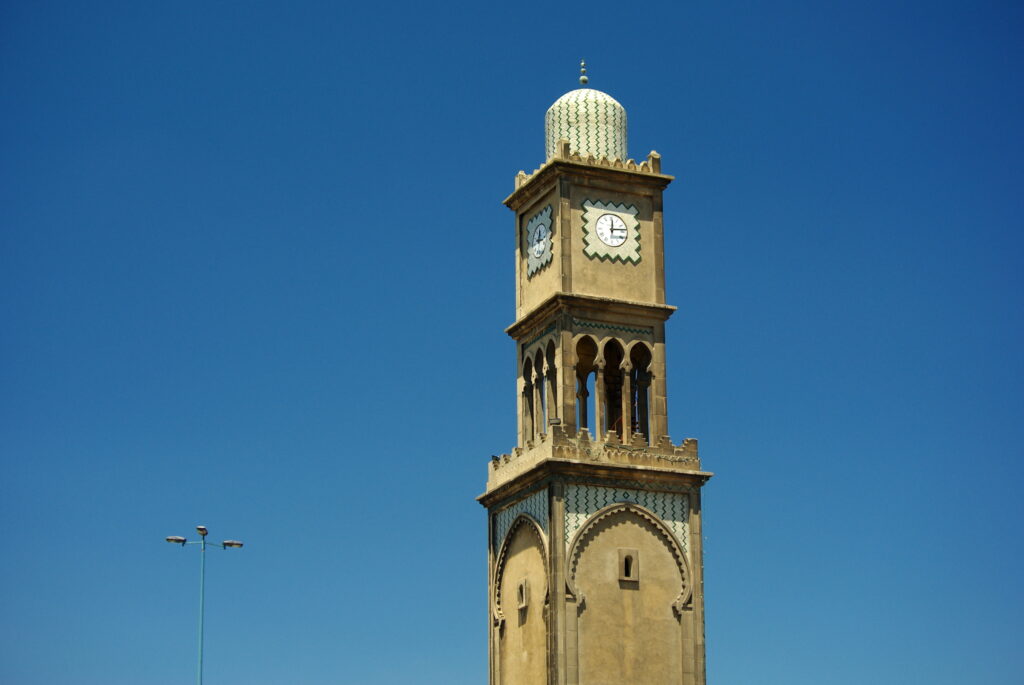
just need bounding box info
[479,65,713,685]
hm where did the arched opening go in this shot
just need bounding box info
[629,343,653,444]
[522,357,535,443]
[534,349,546,435]
[575,337,598,436]
[545,341,557,428]
[602,340,625,439]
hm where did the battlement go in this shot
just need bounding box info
[514,140,667,192]
[486,424,700,492]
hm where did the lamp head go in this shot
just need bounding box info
[196,525,208,537]
[222,540,244,549]
[165,536,186,545]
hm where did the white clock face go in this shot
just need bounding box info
[595,213,628,247]
[582,200,640,263]
[531,224,550,258]
[525,205,554,277]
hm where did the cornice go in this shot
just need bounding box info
[503,146,674,213]
[478,450,712,510]
[505,292,676,341]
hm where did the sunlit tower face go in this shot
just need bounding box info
[481,72,711,685]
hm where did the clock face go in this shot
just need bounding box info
[524,205,553,277]
[595,213,628,246]
[531,224,550,258]
[581,200,640,263]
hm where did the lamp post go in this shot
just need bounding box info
[165,525,244,685]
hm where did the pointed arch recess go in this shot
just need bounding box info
[574,335,599,434]
[565,502,692,616]
[492,514,548,627]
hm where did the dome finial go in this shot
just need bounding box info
[579,59,588,85]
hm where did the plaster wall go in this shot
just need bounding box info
[572,510,688,685]
[497,524,548,685]
[568,186,658,305]
[517,189,561,316]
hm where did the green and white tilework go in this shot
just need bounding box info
[493,488,548,550]
[564,484,689,555]
[545,88,627,161]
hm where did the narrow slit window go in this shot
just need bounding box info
[618,548,639,582]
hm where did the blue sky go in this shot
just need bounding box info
[2,1,1022,683]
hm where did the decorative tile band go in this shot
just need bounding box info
[493,488,549,551]
[572,318,652,336]
[564,483,688,556]
[562,474,696,494]
[521,323,556,353]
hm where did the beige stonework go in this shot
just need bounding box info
[571,506,689,685]
[495,518,548,685]
[481,90,711,685]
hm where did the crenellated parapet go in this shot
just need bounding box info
[486,424,702,492]
[514,140,666,191]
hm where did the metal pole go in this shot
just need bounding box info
[165,527,242,684]
[197,536,206,685]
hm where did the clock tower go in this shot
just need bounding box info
[479,66,713,685]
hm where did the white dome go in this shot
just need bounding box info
[545,88,627,162]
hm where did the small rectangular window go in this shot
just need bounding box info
[517,579,529,609]
[618,548,639,582]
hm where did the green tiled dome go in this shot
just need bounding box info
[545,88,627,162]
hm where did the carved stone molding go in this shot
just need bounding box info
[492,514,548,628]
[565,502,692,616]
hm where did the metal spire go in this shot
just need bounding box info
[579,60,588,85]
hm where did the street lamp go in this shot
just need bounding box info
[165,525,244,685]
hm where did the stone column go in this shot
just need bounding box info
[559,331,577,431]
[620,360,633,443]
[541,362,551,433]
[517,372,527,447]
[575,371,589,436]
[650,341,669,439]
[690,488,707,685]
[549,482,567,685]
[594,361,606,441]
[532,368,543,438]
[637,370,651,444]
[546,365,557,430]
[522,381,534,445]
